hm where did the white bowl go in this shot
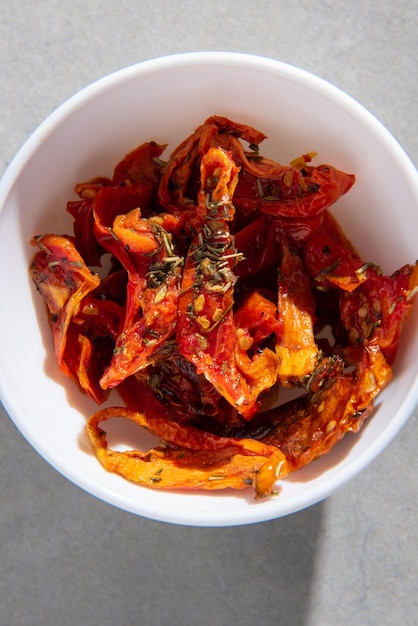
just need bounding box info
[1,52,417,526]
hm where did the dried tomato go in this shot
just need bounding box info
[30,234,100,376]
[100,211,184,389]
[340,262,418,364]
[176,147,278,420]
[29,116,418,498]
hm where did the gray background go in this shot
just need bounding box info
[1,1,417,624]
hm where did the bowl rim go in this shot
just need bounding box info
[1,51,418,526]
[2,50,418,198]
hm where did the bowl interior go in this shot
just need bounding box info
[1,52,417,526]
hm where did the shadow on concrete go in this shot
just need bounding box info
[147,502,324,626]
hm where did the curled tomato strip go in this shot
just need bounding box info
[92,185,156,267]
[340,261,418,364]
[176,147,279,419]
[100,211,183,389]
[76,334,110,404]
[158,116,265,214]
[275,236,319,387]
[233,158,354,222]
[70,298,123,402]
[67,140,165,267]
[86,406,288,497]
[30,234,100,377]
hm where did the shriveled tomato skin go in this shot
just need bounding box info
[87,405,289,497]
[339,262,418,364]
